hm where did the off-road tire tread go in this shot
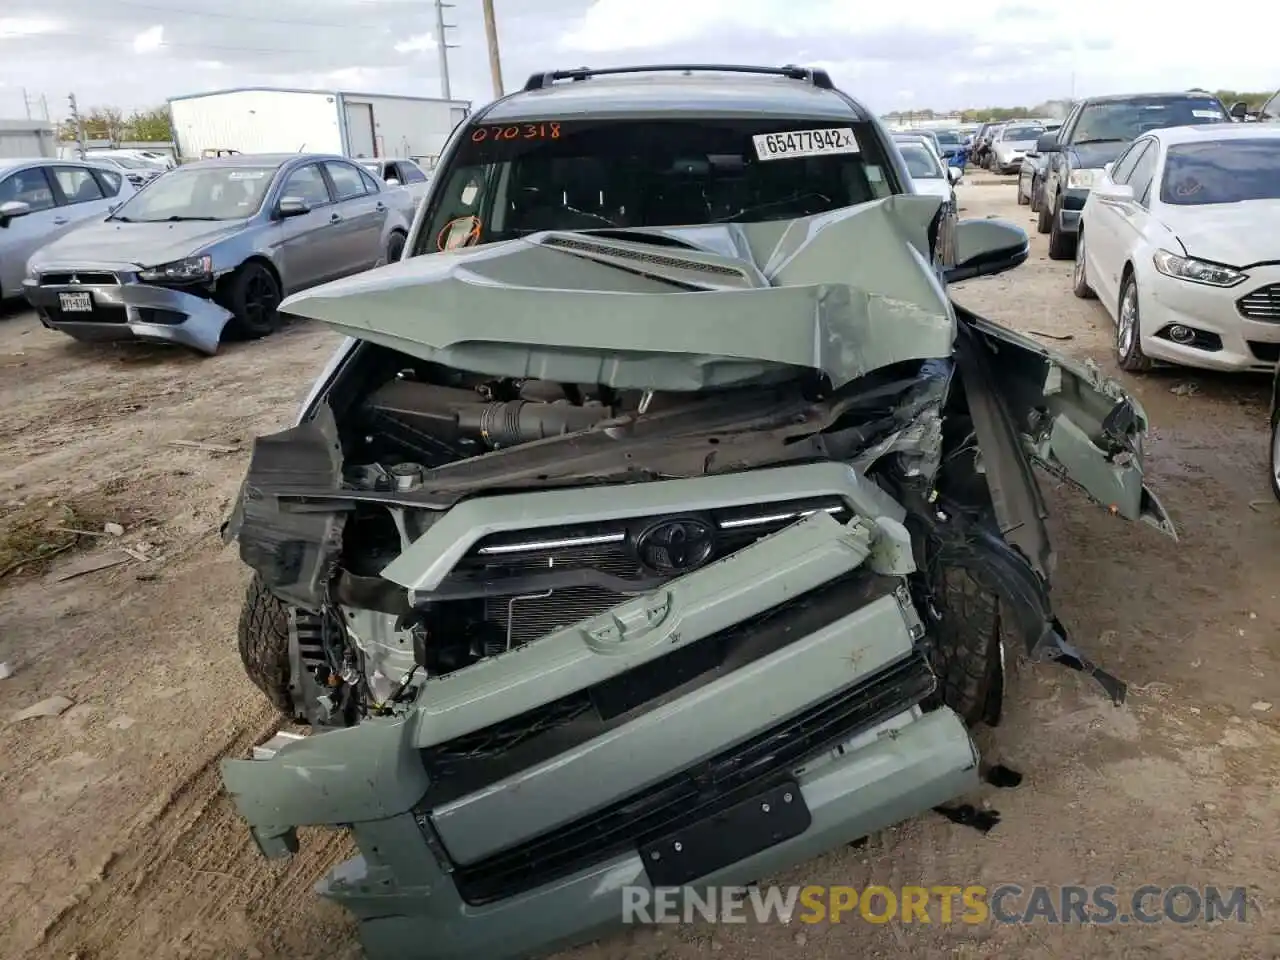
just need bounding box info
[237,574,295,717]
[928,563,1002,728]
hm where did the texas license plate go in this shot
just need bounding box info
[58,291,93,313]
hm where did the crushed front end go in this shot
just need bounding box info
[219,197,1171,960]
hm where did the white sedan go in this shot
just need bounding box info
[897,140,962,206]
[1073,124,1280,373]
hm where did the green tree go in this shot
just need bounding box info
[126,106,172,141]
[81,106,125,141]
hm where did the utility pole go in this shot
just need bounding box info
[67,93,85,159]
[21,88,31,120]
[482,0,504,98]
[433,0,458,101]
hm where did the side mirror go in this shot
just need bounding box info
[1036,132,1061,153]
[277,196,311,218]
[943,218,1030,284]
[1093,182,1135,204]
[0,200,32,228]
[947,166,963,185]
[1230,101,1249,120]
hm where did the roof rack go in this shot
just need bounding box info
[522,64,835,93]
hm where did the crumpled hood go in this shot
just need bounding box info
[280,195,956,392]
[1163,200,1280,266]
[31,217,247,270]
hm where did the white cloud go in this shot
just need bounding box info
[131,24,164,54]
[0,16,61,38]
[393,32,433,54]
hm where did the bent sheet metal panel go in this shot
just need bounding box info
[429,590,922,865]
[276,195,955,391]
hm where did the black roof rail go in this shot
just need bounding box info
[522,63,834,92]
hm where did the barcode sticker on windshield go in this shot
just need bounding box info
[753,128,860,161]
[1192,109,1223,119]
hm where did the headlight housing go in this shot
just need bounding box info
[137,255,213,283]
[1152,248,1246,287]
[1067,168,1103,189]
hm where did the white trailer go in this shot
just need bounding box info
[167,87,471,166]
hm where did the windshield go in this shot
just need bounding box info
[1160,139,1280,205]
[900,142,943,179]
[95,155,152,169]
[1072,98,1227,143]
[414,118,896,255]
[1002,125,1044,141]
[111,165,276,221]
[933,130,961,145]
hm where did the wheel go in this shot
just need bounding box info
[221,261,281,340]
[1016,180,1029,205]
[237,575,294,717]
[1036,191,1053,233]
[386,230,406,264]
[1116,272,1153,372]
[1030,176,1042,213]
[1047,199,1076,260]
[924,562,1004,728]
[1270,406,1280,503]
[1072,230,1096,299]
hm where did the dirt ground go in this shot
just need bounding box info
[0,174,1277,960]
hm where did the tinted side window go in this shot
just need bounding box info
[1110,141,1150,184]
[357,166,382,193]
[325,161,368,201]
[91,169,124,197]
[0,167,56,211]
[399,161,427,183]
[281,163,331,206]
[1127,145,1159,205]
[52,166,105,204]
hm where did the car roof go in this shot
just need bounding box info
[476,66,871,124]
[0,156,115,176]
[177,153,347,171]
[1144,123,1280,146]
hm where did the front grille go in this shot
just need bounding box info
[440,652,936,905]
[44,305,128,324]
[1248,340,1280,363]
[136,307,187,325]
[1238,283,1280,322]
[39,271,119,285]
[448,497,850,648]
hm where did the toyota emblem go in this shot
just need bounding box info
[635,517,716,574]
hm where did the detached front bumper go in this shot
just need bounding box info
[23,272,233,355]
[222,511,980,960]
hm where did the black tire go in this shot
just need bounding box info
[1116,272,1153,372]
[1072,229,1096,299]
[925,563,1003,728]
[1047,199,1076,260]
[237,574,295,718]
[221,261,282,340]
[1036,191,1053,233]
[1030,176,1042,213]
[1270,406,1280,503]
[386,230,406,264]
[1016,181,1029,205]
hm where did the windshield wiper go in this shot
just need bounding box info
[107,215,132,222]
[1072,138,1127,145]
[163,215,222,221]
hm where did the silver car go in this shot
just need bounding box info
[0,158,134,301]
[990,122,1046,174]
[23,153,416,354]
[359,158,431,205]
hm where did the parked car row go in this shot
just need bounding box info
[1,152,419,354]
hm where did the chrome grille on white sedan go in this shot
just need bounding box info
[1237,283,1280,322]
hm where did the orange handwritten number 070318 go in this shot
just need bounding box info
[470,122,561,144]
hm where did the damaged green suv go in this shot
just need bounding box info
[220,65,1176,960]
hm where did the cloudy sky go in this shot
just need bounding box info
[2,0,1277,120]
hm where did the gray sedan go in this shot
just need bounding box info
[22,153,416,354]
[0,157,135,301]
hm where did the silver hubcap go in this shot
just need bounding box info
[1118,283,1137,356]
